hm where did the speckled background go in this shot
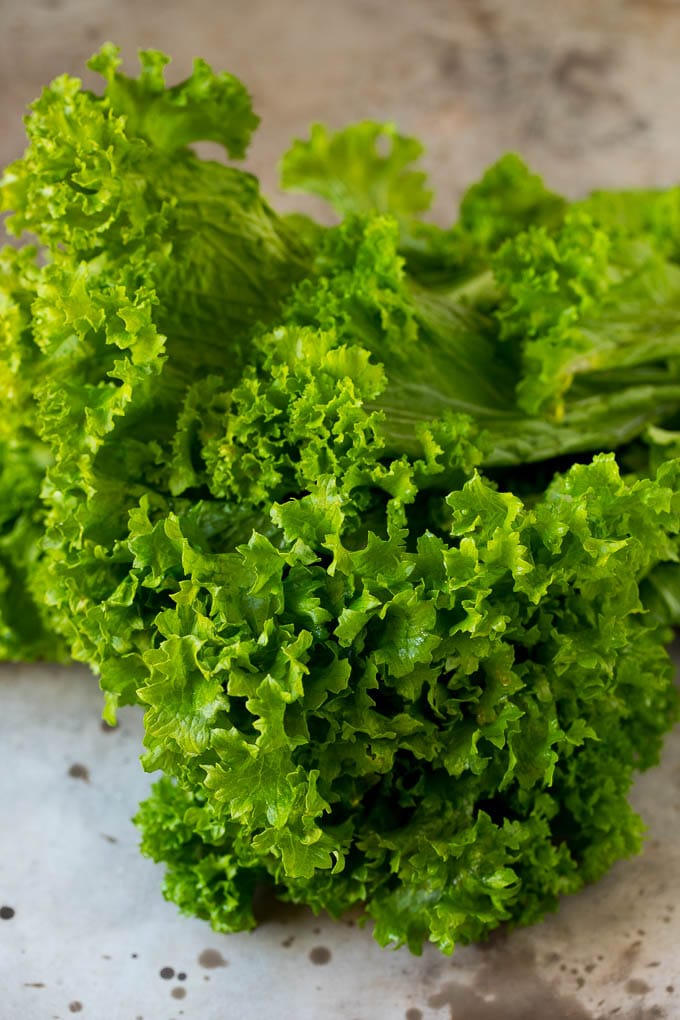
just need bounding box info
[3,0,680,217]
[1,2,680,1019]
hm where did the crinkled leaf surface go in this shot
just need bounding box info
[2,47,680,956]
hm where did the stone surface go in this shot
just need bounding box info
[1,0,680,219]
[1,1,680,1017]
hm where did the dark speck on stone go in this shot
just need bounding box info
[131,953,138,959]
[198,949,227,969]
[309,946,331,966]
[281,935,295,948]
[171,988,186,1000]
[177,972,186,981]
[406,1010,423,1020]
[160,967,175,980]
[0,906,15,920]
[68,763,90,782]
[626,978,651,995]
[68,1003,83,1014]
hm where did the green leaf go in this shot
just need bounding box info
[89,44,259,158]
[4,47,680,956]
[281,121,432,220]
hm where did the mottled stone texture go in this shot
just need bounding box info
[1,0,680,219]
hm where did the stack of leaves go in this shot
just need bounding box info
[2,45,680,953]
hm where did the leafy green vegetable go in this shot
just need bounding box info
[281,121,433,222]
[0,248,66,660]
[0,45,309,681]
[133,452,680,953]
[3,46,680,954]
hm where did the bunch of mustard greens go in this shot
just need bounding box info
[3,45,680,953]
